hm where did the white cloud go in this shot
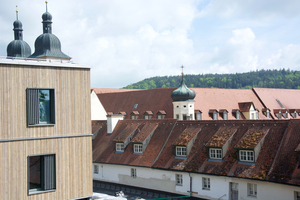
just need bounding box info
[0,0,300,88]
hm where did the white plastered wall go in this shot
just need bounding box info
[93,163,300,200]
[91,90,107,120]
[172,101,195,120]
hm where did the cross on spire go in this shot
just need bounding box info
[45,1,48,12]
[16,5,18,20]
[181,65,185,82]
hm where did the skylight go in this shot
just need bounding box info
[133,104,138,109]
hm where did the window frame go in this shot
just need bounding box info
[133,144,143,153]
[295,191,300,200]
[247,183,257,197]
[28,154,56,195]
[131,168,137,178]
[240,150,254,162]
[27,88,55,126]
[93,164,99,174]
[202,177,210,190]
[116,143,124,152]
[176,174,183,186]
[176,146,187,157]
[209,148,222,159]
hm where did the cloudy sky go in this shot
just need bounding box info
[1,0,300,88]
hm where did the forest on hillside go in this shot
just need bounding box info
[123,69,300,89]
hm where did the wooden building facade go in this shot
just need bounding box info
[0,59,92,199]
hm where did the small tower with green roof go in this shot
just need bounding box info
[171,66,196,120]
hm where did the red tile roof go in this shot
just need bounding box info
[131,123,158,143]
[238,102,254,112]
[206,126,237,147]
[235,127,269,149]
[97,88,173,119]
[92,88,141,94]
[172,126,201,146]
[92,119,300,185]
[112,123,140,142]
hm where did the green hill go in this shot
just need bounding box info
[123,69,300,89]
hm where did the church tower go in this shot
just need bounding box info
[29,2,71,60]
[171,66,196,120]
[7,8,31,58]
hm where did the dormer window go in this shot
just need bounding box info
[157,110,166,119]
[195,110,202,120]
[239,150,254,162]
[130,111,140,119]
[235,127,269,163]
[290,110,298,118]
[133,144,143,153]
[213,112,218,120]
[144,111,153,119]
[116,143,124,152]
[210,148,222,159]
[209,109,218,120]
[219,109,228,120]
[176,146,187,157]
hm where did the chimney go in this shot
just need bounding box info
[107,114,124,134]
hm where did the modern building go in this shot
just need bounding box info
[0,4,92,200]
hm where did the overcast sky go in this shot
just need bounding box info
[1,0,300,88]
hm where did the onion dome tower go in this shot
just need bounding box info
[171,66,196,120]
[29,1,71,60]
[7,8,31,58]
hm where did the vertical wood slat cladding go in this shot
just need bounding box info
[0,62,92,199]
[0,137,92,200]
[0,64,91,140]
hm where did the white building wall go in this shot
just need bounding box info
[93,163,300,200]
[91,90,107,120]
[172,101,195,120]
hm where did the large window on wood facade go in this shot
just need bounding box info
[27,89,55,126]
[28,154,56,194]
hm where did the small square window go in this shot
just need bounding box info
[213,112,218,120]
[176,146,187,157]
[134,144,143,153]
[248,183,257,197]
[240,150,254,162]
[176,174,183,186]
[176,114,179,119]
[27,89,55,126]
[131,168,137,178]
[28,154,56,194]
[94,165,99,174]
[210,148,222,159]
[202,177,210,190]
[116,143,124,152]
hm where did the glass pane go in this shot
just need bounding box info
[29,156,41,190]
[39,90,50,123]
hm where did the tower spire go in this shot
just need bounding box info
[16,5,18,20]
[45,1,48,12]
[181,65,184,83]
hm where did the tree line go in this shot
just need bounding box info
[123,69,300,89]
